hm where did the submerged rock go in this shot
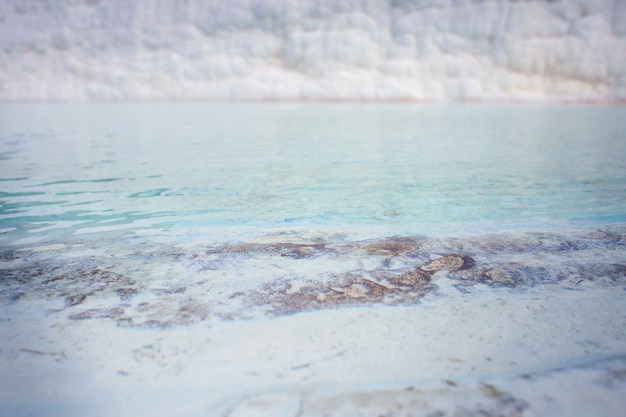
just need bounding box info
[64,294,87,307]
[421,255,474,272]
[362,237,423,257]
[69,307,125,320]
[4,225,625,323]
[482,269,519,287]
[208,242,330,259]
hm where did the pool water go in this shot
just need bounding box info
[1,103,626,241]
[1,103,626,417]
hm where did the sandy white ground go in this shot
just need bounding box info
[2,273,625,417]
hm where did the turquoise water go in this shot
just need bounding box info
[1,103,626,244]
[2,104,626,416]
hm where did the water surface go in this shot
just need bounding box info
[1,103,626,417]
[1,103,625,243]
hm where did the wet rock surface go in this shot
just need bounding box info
[421,255,474,272]
[361,237,424,257]
[207,242,330,259]
[247,269,437,316]
[1,226,625,326]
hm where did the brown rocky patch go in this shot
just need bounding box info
[69,307,125,320]
[246,266,438,316]
[362,237,423,256]
[421,255,474,272]
[208,242,330,259]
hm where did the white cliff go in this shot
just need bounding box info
[0,0,625,101]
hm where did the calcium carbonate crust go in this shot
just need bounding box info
[1,0,625,101]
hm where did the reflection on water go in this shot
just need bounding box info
[2,104,626,417]
[1,103,625,245]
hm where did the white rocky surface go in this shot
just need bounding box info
[1,0,625,101]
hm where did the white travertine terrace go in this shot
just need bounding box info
[1,0,625,101]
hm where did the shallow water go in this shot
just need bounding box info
[1,103,626,416]
[1,103,626,241]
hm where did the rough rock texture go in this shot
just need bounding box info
[1,0,625,101]
[2,226,625,326]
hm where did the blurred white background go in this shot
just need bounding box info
[1,0,625,101]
